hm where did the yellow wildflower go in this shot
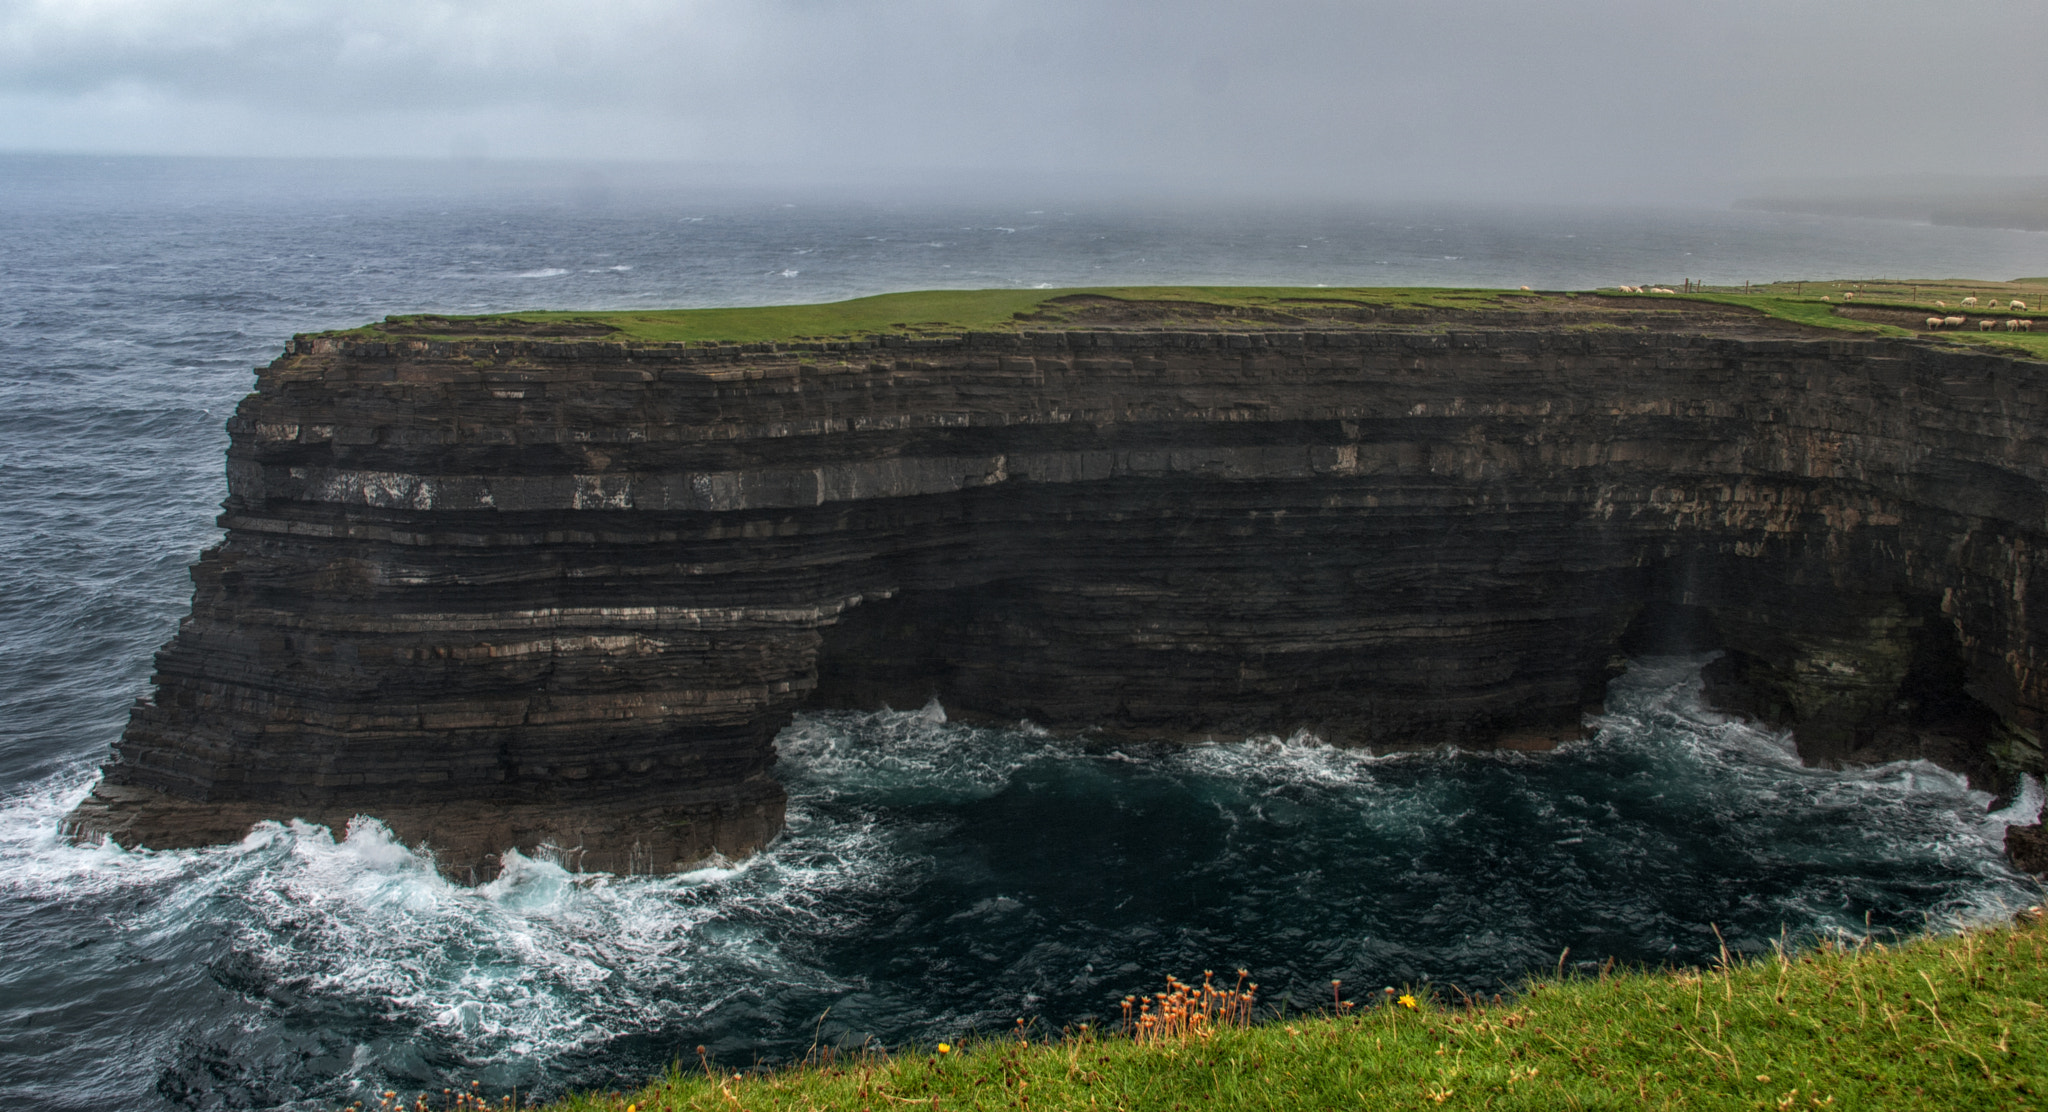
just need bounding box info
[1398,994,1418,1010]
[937,1043,952,1054]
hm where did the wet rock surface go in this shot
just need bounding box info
[2007,823,2048,875]
[67,305,2048,875]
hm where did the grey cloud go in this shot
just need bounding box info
[0,0,2043,201]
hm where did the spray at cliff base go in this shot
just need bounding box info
[1,657,2035,1109]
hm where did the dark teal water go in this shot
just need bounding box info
[2,154,2044,1111]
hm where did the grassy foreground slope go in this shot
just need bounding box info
[536,912,2048,1112]
[341,279,2048,360]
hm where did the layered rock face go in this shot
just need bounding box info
[66,301,2048,876]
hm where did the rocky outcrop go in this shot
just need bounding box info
[65,299,2048,876]
[2008,823,2048,876]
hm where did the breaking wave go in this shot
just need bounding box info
[2,657,2033,1110]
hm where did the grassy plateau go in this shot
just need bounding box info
[344,286,1525,344]
[1674,277,2048,361]
[341,279,2048,361]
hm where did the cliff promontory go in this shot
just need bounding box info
[65,289,2048,877]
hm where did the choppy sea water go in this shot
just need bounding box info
[2,154,2046,1110]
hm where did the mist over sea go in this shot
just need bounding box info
[2,154,2045,1111]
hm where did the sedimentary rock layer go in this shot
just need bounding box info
[66,304,2048,875]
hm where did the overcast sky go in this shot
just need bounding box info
[2,0,2044,202]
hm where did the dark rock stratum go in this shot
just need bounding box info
[64,297,2048,877]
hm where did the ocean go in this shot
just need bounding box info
[2,153,2045,1111]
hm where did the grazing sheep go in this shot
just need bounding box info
[2007,319,2022,331]
[1936,300,1947,308]
[1650,287,1675,294]
[1844,292,1855,299]
[1944,315,1966,328]
[1821,295,1831,301]
[1927,317,1947,329]
[1981,319,1998,331]
[2021,320,2034,332]
[1519,285,1532,291]
[1963,297,1979,307]
[2013,300,2029,311]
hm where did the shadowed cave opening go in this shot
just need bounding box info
[809,569,2017,798]
[1622,591,2011,795]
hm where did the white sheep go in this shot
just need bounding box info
[1981,319,1998,331]
[2021,320,2034,332]
[2013,300,2029,311]
[1651,287,1675,294]
[1944,315,1966,328]
[1962,296,1978,307]
[1936,300,1947,308]
[2006,319,2022,332]
[1844,292,1855,299]
[1821,295,1831,302]
[1519,285,1532,291]
[1927,316,1947,329]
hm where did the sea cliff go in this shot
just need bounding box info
[65,291,2048,876]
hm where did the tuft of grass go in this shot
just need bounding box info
[521,909,2048,1112]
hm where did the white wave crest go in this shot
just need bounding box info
[1162,729,1394,787]
[1988,773,2045,833]
[778,699,1069,804]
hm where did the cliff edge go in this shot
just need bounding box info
[65,290,2048,877]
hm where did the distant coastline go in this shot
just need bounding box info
[1735,175,2048,234]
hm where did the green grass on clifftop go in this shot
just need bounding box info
[340,280,2048,361]
[520,911,2048,1112]
[342,287,1535,345]
[1694,277,2048,359]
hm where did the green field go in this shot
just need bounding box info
[339,279,2048,361]
[506,912,2048,1112]
[343,286,1528,345]
[1692,278,2048,359]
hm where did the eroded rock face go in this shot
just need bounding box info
[2009,824,2048,876]
[65,308,2048,876]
